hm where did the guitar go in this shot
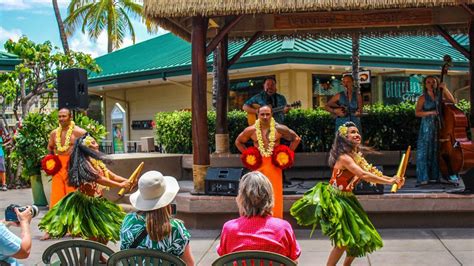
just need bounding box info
[247,100,301,125]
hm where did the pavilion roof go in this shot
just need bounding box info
[143,0,474,41]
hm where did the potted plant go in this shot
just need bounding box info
[11,112,57,206]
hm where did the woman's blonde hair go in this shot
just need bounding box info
[236,171,274,217]
[144,205,172,241]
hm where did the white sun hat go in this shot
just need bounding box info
[129,170,180,211]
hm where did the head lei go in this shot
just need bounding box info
[338,125,348,137]
[82,135,95,147]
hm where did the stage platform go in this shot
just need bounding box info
[174,178,474,229]
[104,152,474,229]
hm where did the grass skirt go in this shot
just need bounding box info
[39,191,125,242]
[290,182,383,257]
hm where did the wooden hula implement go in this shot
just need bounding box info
[118,162,144,196]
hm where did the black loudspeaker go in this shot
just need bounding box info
[354,166,384,195]
[205,168,244,196]
[57,68,89,110]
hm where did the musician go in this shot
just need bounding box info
[325,75,363,131]
[243,77,290,124]
[415,76,457,185]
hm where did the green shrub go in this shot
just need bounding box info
[154,101,470,153]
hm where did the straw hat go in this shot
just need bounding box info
[129,171,179,211]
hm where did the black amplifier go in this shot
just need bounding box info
[205,168,244,196]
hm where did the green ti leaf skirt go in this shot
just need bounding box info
[290,182,383,257]
[38,191,125,242]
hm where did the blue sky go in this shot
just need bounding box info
[0,0,166,58]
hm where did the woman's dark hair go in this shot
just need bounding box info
[328,122,359,167]
[68,134,111,187]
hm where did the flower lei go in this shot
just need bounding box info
[255,117,276,157]
[90,158,110,190]
[55,121,75,152]
[353,152,383,178]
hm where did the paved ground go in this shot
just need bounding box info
[1,188,473,266]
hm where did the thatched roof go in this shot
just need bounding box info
[144,0,471,17]
[144,0,474,41]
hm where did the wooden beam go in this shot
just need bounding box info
[191,15,210,192]
[206,15,244,56]
[228,31,263,67]
[433,25,470,59]
[163,18,192,41]
[216,35,229,135]
[461,3,474,17]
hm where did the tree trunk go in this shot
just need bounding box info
[52,0,69,54]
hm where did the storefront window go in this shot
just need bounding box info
[229,76,274,110]
[382,75,423,105]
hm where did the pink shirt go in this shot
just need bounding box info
[217,216,301,261]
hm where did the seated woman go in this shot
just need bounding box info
[120,171,195,266]
[39,134,130,243]
[291,122,405,266]
[217,171,301,262]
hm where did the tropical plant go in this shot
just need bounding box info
[0,37,100,121]
[64,0,154,53]
[10,112,57,178]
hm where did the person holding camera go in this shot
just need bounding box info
[39,135,129,244]
[0,206,33,265]
[120,171,195,266]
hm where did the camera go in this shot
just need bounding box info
[5,204,39,222]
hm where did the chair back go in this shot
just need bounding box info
[107,249,186,266]
[42,239,114,266]
[212,250,297,266]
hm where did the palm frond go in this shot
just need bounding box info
[119,7,136,44]
[64,3,94,37]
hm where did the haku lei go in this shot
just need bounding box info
[255,117,276,157]
[55,121,75,152]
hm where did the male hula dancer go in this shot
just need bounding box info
[42,107,86,240]
[235,105,301,218]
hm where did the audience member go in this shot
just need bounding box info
[120,171,194,265]
[217,171,301,262]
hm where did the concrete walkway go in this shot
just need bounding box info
[1,189,473,265]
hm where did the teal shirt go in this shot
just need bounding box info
[120,213,190,256]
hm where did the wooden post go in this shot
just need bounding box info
[215,34,230,154]
[191,16,210,193]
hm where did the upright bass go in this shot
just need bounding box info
[437,55,474,176]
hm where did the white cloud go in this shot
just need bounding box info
[69,31,141,58]
[16,16,26,21]
[0,26,22,45]
[0,0,68,10]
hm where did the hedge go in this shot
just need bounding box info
[155,100,470,153]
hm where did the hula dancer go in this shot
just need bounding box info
[39,135,130,243]
[290,122,404,265]
[236,105,300,218]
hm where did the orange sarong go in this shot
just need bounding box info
[257,156,283,218]
[49,154,76,207]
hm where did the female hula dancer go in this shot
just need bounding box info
[291,121,404,266]
[39,134,130,244]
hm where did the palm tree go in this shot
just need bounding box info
[64,0,147,53]
[52,0,70,54]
